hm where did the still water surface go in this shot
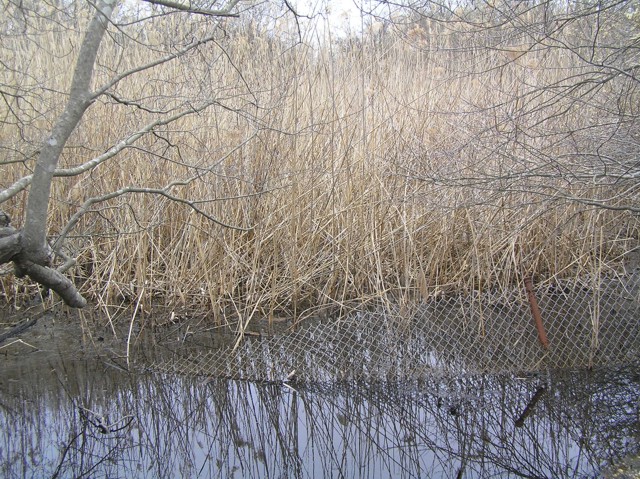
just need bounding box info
[0,320,638,478]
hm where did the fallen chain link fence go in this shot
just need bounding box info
[150,272,640,381]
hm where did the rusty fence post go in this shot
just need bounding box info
[524,277,549,349]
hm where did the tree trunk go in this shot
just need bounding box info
[0,1,118,308]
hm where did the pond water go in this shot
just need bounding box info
[0,315,639,478]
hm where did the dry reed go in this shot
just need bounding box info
[1,3,638,327]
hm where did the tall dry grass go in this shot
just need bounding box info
[1,3,638,326]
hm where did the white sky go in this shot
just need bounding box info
[292,0,369,36]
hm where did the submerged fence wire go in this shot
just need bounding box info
[151,272,640,381]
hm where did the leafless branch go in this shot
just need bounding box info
[91,33,218,98]
[142,0,241,17]
[0,101,219,204]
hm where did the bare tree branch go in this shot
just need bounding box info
[14,259,87,308]
[0,229,21,264]
[0,0,256,307]
[92,33,218,99]
[0,101,220,203]
[54,133,265,250]
[143,0,241,17]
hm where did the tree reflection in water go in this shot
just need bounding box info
[0,353,637,478]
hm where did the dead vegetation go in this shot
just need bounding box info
[1,2,638,327]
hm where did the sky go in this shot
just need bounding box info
[291,0,370,36]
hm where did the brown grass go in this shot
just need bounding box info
[1,4,638,326]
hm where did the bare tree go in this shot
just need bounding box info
[0,0,272,307]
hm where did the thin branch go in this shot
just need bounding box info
[61,187,250,236]
[0,101,219,203]
[103,92,173,114]
[91,34,218,98]
[54,133,265,249]
[143,0,241,17]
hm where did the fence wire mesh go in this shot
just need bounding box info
[151,272,640,381]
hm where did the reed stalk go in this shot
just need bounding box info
[1,6,638,326]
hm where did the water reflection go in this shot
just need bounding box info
[0,349,638,478]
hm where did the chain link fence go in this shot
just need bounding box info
[151,272,640,381]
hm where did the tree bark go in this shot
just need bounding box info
[0,227,21,264]
[14,259,87,308]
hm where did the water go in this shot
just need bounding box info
[0,319,638,478]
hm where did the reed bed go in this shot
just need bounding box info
[1,4,638,325]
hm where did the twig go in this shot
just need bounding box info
[0,315,39,345]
